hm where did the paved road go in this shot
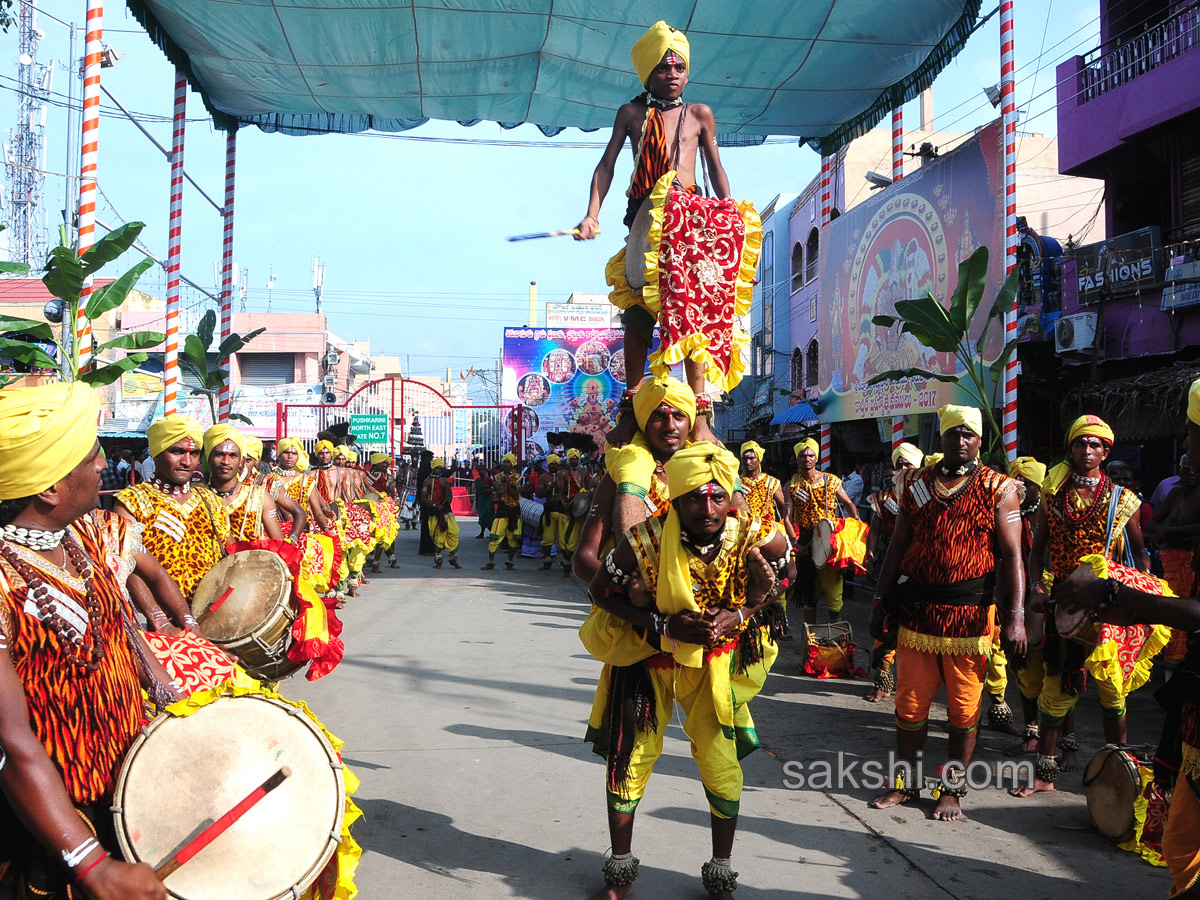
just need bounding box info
[286,522,1171,899]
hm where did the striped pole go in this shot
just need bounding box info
[891,108,904,182]
[892,417,905,452]
[75,0,103,375]
[819,155,832,227]
[819,423,831,469]
[217,131,236,422]
[1000,0,1019,461]
[163,71,186,417]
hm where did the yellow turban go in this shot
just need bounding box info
[937,404,983,437]
[295,451,310,472]
[1009,456,1047,485]
[202,424,246,460]
[314,439,335,456]
[658,443,740,669]
[277,437,304,459]
[794,438,819,459]
[342,447,358,464]
[333,443,350,459]
[547,454,561,466]
[147,414,204,459]
[740,441,765,462]
[925,452,943,469]
[631,20,690,86]
[0,382,100,501]
[891,442,923,469]
[1066,414,1114,447]
[633,375,696,432]
[431,459,445,470]
[243,435,263,461]
[370,452,390,466]
[1190,378,1200,426]
[566,448,582,460]
[502,452,517,465]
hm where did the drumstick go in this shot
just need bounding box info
[154,766,291,881]
[505,228,600,242]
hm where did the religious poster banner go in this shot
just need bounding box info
[501,326,626,456]
[818,120,1005,422]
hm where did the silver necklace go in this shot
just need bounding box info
[1,523,66,551]
[938,459,979,478]
[1071,471,1101,487]
[643,91,684,110]
[151,476,190,496]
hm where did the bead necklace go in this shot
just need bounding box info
[211,480,240,499]
[938,458,979,478]
[0,533,105,670]
[151,476,190,496]
[934,459,981,501]
[1,523,66,550]
[642,91,685,110]
[682,524,726,556]
[1071,471,1102,487]
[1021,492,1042,519]
[1062,471,1107,525]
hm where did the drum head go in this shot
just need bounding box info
[191,551,292,644]
[624,194,656,290]
[811,520,834,568]
[570,490,592,519]
[113,694,345,900]
[1084,746,1141,842]
[365,491,383,502]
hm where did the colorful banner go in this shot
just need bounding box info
[818,120,1005,421]
[502,326,626,455]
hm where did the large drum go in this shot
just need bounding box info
[811,518,869,575]
[520,496,545,530]
[113,693,345,900]
[191,550,301,682]
[570,489,593,519]
[1083,744,1145,842]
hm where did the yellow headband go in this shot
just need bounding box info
[1190,378,1200,427]
[203,424,247,460]
[147,414,204,459]
[1066,414,1114,447]
[277,437,304,458]
[343,448,358,464]
[1009,456,1047,485]
[502,452,517,465]
[633,375,696,432]
[631,20,690,87]
[243,435,263,460]
[794,438,819,459]
[937,404,983,437]
[891,442,923,468]
[547,454,561,466]
[0,382,100,501]
[370,452,390,466]
[566,448,582,460]
[314,439,335,456]
[740,441,765,462]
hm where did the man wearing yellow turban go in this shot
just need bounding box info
[420,458,460,570]
[868,406,1025,821]
[1016,413,1161,798]
[483,452,524,571]
[241,434,265,485]
[115,415,230,604]
[365,453,402,572]
[784,435,861,626]
[739,441,785,528]
[202,424,292,545]
[584,442,788,897]
[538,453,579,575]
[862,442,924,703]
[0,383,189,899]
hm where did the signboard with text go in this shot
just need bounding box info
[350,413,389,444]
[545,302,615,328]
[1075,227,1163,305]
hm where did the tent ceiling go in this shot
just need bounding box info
[127,1,982,152]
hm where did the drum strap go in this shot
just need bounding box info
[198,492,230,560]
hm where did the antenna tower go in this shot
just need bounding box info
[4,0,51,266]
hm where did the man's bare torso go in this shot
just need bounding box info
[617,101,710,189]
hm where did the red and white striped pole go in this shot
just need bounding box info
[819,155,832,466]
[1000,0,1019,461]
[217,131,236,422]
[163,71,186,417]
[891,108,904,182]
[75,0,103,375]
[892,417,905,452]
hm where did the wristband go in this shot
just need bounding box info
[62,837,100,869]
[183,614,199,627]
[736,609,745,625]
[75,852,109,882]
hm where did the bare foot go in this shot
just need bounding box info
[1003,735,1038,756]
[992,719,1024,737]
[389,559,398,568]
[359,575,371,585]
[1009,778,1055,797]
[864,685,892,703]
[605,415,637,449]
[932,795,965,821]
[868,789,915,809]
[1059,749,1079,772]
[586,887,633,900]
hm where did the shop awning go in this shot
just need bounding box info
[127,0,982,152]
[770,402,819,426]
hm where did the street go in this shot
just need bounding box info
[287,522,1171,899]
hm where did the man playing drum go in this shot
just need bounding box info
[576,21,757,449]
[421,460,461,570]
[0,382,176,900]
[1013,415,1167,797]
[482,454,523,571]
[785,438,861,627]
[204,424,299,544]
[869,405,1026,822]
[584,443,788,899]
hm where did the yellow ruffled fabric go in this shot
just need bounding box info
[605,247,641,312]
[1116,764,1168,867]
[164,681,363,900]
[579,605,657,667]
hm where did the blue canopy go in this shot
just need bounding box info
[126,0,982,153]
[770,402,819,426]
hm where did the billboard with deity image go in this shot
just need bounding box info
[818,120,1006,421]
[502,326,627,455]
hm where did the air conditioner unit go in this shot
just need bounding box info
[1054,312,1098,354]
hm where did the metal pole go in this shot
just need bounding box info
[819,156,832,227]
[891,107,905,451]
[275,401,283,445]
[64,22,78,236]
[1001,0,1019,461]
[75,0,103,376]
[218,130,236,422]
[163,71,186,417]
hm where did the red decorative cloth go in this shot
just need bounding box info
[802,642,866,679]
[143,631,238,695]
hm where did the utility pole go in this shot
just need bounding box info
[312,256,325,313]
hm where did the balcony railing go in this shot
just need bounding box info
[1081,2,1200,103]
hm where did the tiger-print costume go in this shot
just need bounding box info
[115,482,230,602]
[741,473,781,524]
[224,482,267,542]
[1045,478,1139,580]
[788,472,841,531]
[0,511,143,806]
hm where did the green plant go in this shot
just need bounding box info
[179,308,266,426]
[0,222,162,387]
[869,245,1025,465]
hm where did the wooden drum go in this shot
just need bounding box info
[1083,744,1144,842]
[112,693,345,900]
[190,550,301,682]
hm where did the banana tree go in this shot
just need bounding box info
[869,245,1024,464]
[179,308,266,425]
[0,222,162,387]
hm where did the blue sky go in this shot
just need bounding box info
[3,1,1099,388]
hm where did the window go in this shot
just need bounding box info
[805,228,820,283]
[791,348,804,392]
[806,340,819,388]
[239,353,295,386]
[791,242,805,292]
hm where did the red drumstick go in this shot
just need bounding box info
[154,766,291,881]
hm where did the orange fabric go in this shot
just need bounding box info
[1160,548,1195,662]
[825,518,869,575]
[1165,777,1200,899]
[893,643,988,730]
